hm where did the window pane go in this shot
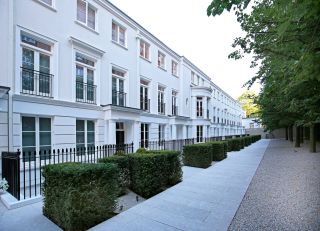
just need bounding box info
[22,117,35,131]
[140,41,144,57]
[87,6,95,29]
[87,132,95,144]
[77,0,86,23]
[119,27,125,46]
[22,132,36,147]
[40,132,51,146]
[87,69,94,84]
[39,118,51,131]
[87,121,94,131]
[76,120,85,131]
[112,23,118,42]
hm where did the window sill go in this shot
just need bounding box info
[75,21,99,35]
[33,0,57,12]
[111,40,128,50]
[172,74,179,78]
[158,66,167,72]
[140,56,151,63]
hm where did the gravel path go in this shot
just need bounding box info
[229,139,320,231]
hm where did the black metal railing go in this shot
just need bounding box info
[20,67,53,97]
[140,98,150,112]
[1,143,133,201]
[172,105,178,116]
[140,138,196,152]
[158,102,165,115]
[112,91,126,106]
[76,81,97,104]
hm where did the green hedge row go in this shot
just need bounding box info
[99,150,182,198]
[183,135,262,168]
[43,163,119,231]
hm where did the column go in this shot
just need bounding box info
[203,97,207,119]
[182,125,187,139]
[133,121,140,151]
[107,120,116,144]
[171,124,177,140]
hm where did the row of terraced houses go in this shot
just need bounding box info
[0,0,245,158]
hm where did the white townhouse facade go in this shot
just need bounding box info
[0,0,245,155]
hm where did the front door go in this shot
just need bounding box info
[116,122,125,151]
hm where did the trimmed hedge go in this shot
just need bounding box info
[208,142,226,161]
[99,155,130,195]
[99,150,182,198]
[183,143,212,168]
[129,151,181,198]
[42,163,119,231]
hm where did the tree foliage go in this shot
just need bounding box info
[237,90,259,118]
[207,0,320,130]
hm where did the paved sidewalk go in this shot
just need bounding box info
[90,139,270,231]
[229,139,320,231]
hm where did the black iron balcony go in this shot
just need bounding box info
[158,102,165,115]
[112,91,126,106]
[172,105,178,116]
[20,67,53,98]
[140,97,150,112]
[76,81,97,104]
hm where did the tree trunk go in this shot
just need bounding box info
[310,124,316,153]
[285,127,288,140]
[305,127,310,140]
[289,126,293,142]
[295,126,300,147]
[300,126,304,144]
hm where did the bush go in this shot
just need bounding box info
[209,142,226,161]
[42,163,119,231]
[114,150,126,156]
[99,156,130,195]
[129,153,167,198]
[136,148,147,153]
[222,141,228,157]
[183,143,212,168]
[146,150,182,185]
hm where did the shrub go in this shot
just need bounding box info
[114,150,126,156]
[136,148,147,153]
[99,155,130,195]
[183,143,212,168]
[222,141,228,158]
[129,153,167,198]
[146,150,182,185]
[42,163,119,231]
[209,142,226,161]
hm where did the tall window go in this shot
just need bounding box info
[191,71,195,84]
[196,125,203,143]
[140,80,149,111]
[77,0,96,30]
[158,86,165,114]
[22,117,51,161]
[112,22,126,47]
[158,51,165,69]
[76,120,95,153]
[140,123,149,148]
[196,97,203,117]
[197,75,200,85]
[21,33,52,97]
[172,61,178,76]
[172,91,178,116]
[75,52,96,104]
[140,40,150,60]
[112,67,126,106]
[159,124,165,142]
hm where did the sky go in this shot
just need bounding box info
[108,0,260,99]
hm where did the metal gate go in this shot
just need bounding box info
[2,152,20,200]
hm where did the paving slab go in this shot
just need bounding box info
[90,139,270,231]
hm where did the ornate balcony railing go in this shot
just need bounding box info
[76,81,97,104]
[172,105,178,116]
[140,98,150,112]
[158,102,166,115]
[20,67,53,98]
[112,91,126,106]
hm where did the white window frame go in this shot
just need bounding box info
[21,116,52,161]
[196,125,203,143]
[171,60,178,77]
[158,86,165,114]
[158,51,166,69]
[158,124,165,142]
[111,67,126,106]
[140,40,150,60]
[112,21,127,47]
[77,0,97,31]
[196,97,203,117]
[141,123,149,148]
[76,119,95,149]
[191,71,195,84]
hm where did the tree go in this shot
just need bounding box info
[237,90,259,118]
[207,0,320,151]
